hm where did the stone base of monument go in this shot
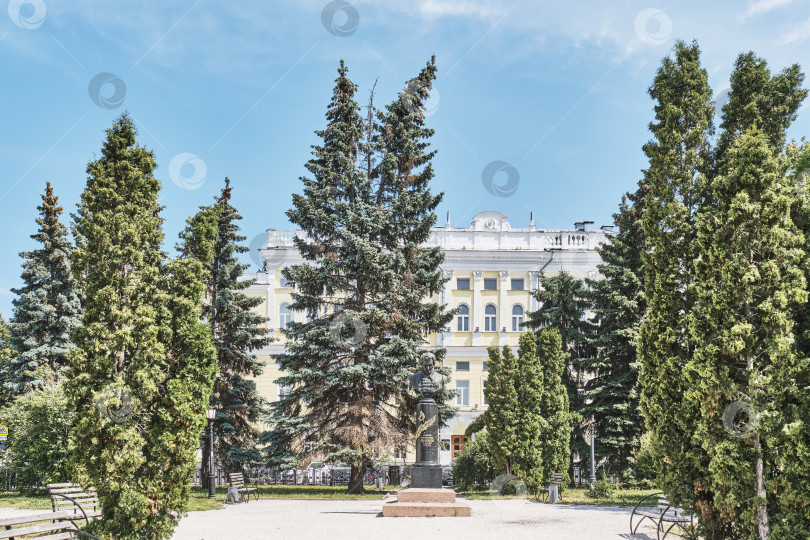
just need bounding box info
[410,465,442,489]
[382,488,471,517]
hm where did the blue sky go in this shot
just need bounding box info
[2,0,810,316]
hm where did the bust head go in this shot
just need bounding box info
[419,352,436,376]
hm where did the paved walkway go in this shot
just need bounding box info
[172,498,658,540]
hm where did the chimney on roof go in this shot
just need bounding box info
[582,220,594,232]
[445,211,451,229]
[529,211,535,230]
[574,221,584,231]
[600,225,614,232]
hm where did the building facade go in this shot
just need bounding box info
[242,211,612,465]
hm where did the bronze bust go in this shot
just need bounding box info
[409,352,445,396]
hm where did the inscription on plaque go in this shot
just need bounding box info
[420,434,435,446]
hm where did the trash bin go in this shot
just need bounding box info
[389,465,400,486]
[548,484,559,503]
[377,476,384,489]
[226,486,240,504]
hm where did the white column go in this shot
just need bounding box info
[499,270,509,332]
[440,269,454,346]
[529,271,541,313]
[472,271,483,332]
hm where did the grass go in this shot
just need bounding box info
[453,484,659,507]
[0,485,398,513]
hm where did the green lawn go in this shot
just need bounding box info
[1,485,658,512]
[454,485,659,507]
[0,485,396,513]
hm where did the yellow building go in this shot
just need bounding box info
[242,211,611,465]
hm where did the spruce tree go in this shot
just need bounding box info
[68,115,218,538]
[483,345,519,476]
[536,328,572,484]
[581,190,645,472]
[201,179,269,483]
[264,59,452,493]
[637,40,715,520]
[7,183,82,395]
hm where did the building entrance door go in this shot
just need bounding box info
[451,435,468,459]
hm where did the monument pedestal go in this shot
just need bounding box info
[382,488,471,517]
[410,465,442,489]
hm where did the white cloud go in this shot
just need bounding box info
[741,0,797,20]
[776,17,810,45]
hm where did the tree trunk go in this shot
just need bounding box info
[754,437,770,540]
[347,464,365,494]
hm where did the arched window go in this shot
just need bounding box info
[457,304,470,332]
[511,304,525,332]
[484,304,497,332]
[279,303,292,330]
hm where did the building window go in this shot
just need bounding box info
[483,379,488,405]
[456,380,470,406]
[483,361,488,371]
[279,303,292,329]
[483,278,497,291]
[305,309,316,323]
[278,383,292,399]
[456,361,470,371]
[456,278,471,290]
[512,304,525,331]
[279,276,292,288]
[457,304,470,331]
[511,278,524,291]
[394,443,407,460]
[484,304,497,332]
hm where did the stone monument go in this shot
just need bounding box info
[382,352,470,517]
[408,352,443,489]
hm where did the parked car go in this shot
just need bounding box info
[442,466,454,486]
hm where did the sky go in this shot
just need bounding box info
[1,0,810,316]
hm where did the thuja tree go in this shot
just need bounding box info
[690,128,806,540]
[264,59,452,493]
[778,141,810,538]
[483,345,519,476]
[201,179,269,483]
[513,333,545,492]
[536,328,572,485]
[0,315,16,407]
[68,115,218,539]
[581,190,645,472]
[526,271,588,482]
[7,183,82,395]
[637,40,714,519]
[687,52,807,540]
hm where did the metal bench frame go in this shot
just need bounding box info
[630,492,694,540]
[229,472,259,503]
[536,472,564,502]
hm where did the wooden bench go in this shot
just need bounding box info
[228,472,258,503]
[536,472,564,502]
[0,512,101,539]
[46,484,101,526]
[630,492,694,540]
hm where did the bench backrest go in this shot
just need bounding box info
[47,483,99,518]
[548,472,563,486]
[229,473,246,487]
[658,494,687,516]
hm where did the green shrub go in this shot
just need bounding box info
[453,432,498,487]
[585,477,616,499]
[0,381,74,492]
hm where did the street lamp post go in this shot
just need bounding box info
[207,407,216,499]
[588,424,597,488]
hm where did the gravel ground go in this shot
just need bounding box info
[171,498,660,540]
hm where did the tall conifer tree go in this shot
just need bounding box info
[68,115,218,538]
[264,59,451,493]
[536,328,572,484]
[0,315,15,407]
[201,179,269,482]
[7,183,81,395]
[513,333,545,491]
[581,190,645,471]
[637,40,715,519]
[483,345,520,476]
